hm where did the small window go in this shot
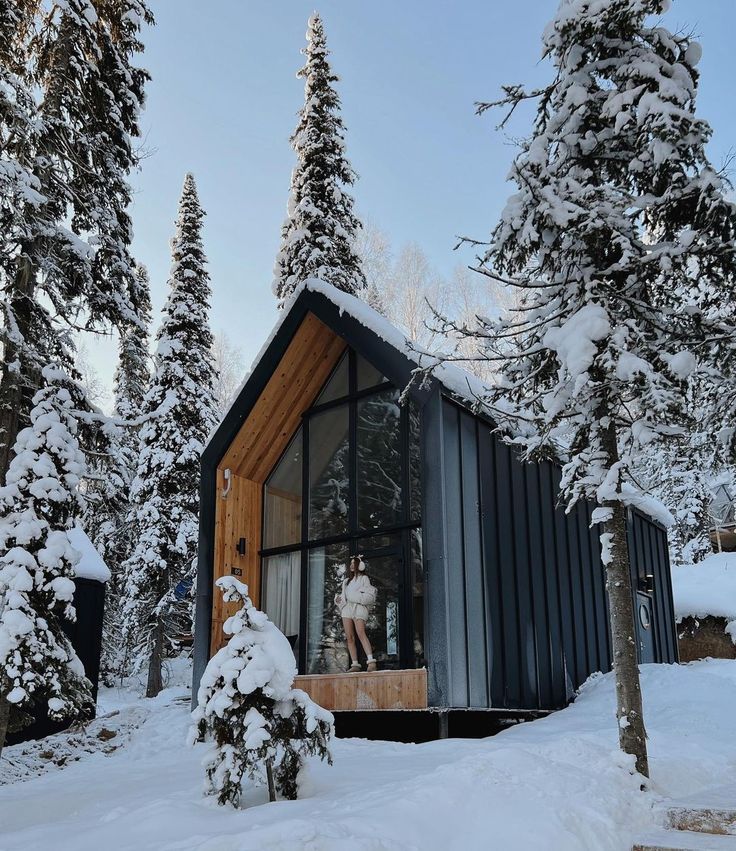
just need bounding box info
[356,353,386,391]
[264,428,302,549]
[315,352,349,405]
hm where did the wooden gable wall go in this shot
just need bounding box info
[210,313,346,653]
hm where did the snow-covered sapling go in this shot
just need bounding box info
[190,577,333,807]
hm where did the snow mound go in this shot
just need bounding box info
[672,553,736,638]
[2,661,736,850]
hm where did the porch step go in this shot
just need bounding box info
[668,807,736,836]
[632,828,736,850]
[666,786,736,836]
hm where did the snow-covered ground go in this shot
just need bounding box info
[672,552,736,638]
[1,659,735,851]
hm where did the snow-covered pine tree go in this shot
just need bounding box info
[457,0,736,778]
[122,175,218,698]
[272,13,365,305]
[0,0,152,483]
[190,577,333,807]
[0,366,95,759]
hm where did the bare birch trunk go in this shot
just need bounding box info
[601,427,649,779]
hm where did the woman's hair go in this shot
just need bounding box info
[347,555,365,581]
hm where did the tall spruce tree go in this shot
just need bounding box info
[84,263,152,680]
[453,0,736,777]
[0,0,152,483]
[121,175,218,698]
[0,0,152,746]
[272,13,365,305]
[0,367,95,758]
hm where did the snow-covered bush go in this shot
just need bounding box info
[189,577,333,806]
[0,369,93,753]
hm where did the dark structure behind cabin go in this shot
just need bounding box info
[193,281,677,734]
[7,576,106,745]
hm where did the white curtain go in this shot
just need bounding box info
[264,552,301,637]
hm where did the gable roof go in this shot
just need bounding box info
[203,278,489,468]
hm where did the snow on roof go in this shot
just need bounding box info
[206,279,672,528]
[672,552,736,629]
[68,526,111,583]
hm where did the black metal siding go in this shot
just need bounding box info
[436,397,678,711]
[627,508,678,664]
[7,577,106,745]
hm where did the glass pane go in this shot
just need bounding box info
[352,546,401,671]
[308,404,350,539]
[356,352,386,391]
[315,352,349,405]
[307,543,349,673]
[262,551,301,646]
[263,428,302,549]
[307,544,401,673]
[357,390,402,530]
[411,528,425,667]
[409,401,422,523]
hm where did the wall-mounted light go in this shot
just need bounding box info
[221,468,232,498]
[236,537,247,557]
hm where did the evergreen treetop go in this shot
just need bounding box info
[273,12,365,305]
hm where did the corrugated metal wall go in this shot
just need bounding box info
[628,508,679,664]
[432,397,676,711]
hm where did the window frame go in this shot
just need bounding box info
[259,347,422,673]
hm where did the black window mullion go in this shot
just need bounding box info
[298,416,310,673]
[348,350,358,536]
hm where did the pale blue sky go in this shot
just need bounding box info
[86,0,736,398]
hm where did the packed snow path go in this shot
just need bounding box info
[1,661,735,850]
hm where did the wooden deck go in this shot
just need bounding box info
[294,668,427,711]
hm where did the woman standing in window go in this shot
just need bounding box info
[335,556,377,672]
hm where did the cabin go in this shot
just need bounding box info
[192,280,678,739]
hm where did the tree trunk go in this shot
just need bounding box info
[266,759,277,803]
[0,255,36,485]
[603,497,649,779]
[145,621,164,698]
